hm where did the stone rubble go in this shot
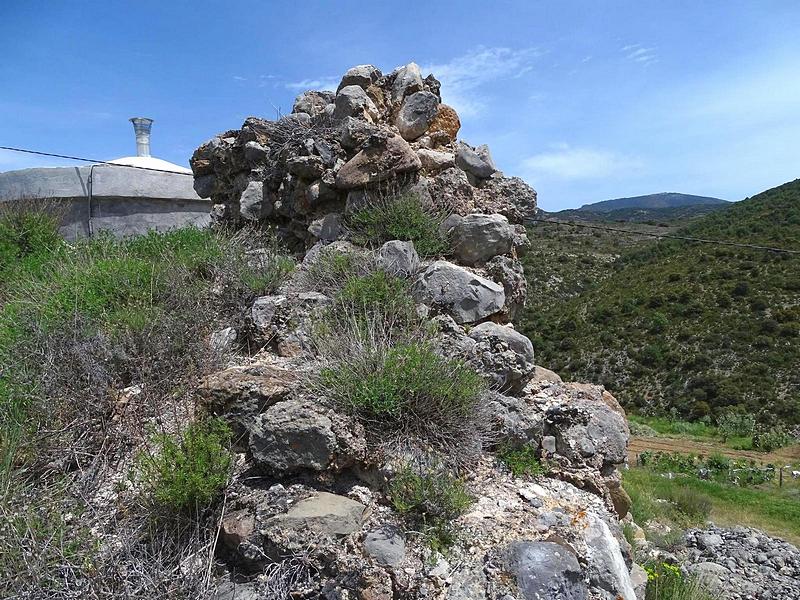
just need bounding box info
[192,62,642,600]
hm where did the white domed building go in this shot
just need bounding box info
[0,118,210,239]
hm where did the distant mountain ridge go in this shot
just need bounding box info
[576,192,728,213]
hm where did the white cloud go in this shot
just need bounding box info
[520,144,643,180]
[621,44,657,65]
[284,77,339,92]
[422,46,543,117]
[232,75,247,81]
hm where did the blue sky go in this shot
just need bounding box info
[1,1,799,210]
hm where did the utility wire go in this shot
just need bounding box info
[0,145,195,176]
[3,144,799,255]
[527,218,800,255]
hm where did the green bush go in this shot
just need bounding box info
[137,418,232,512]
[644,561,713,600]
[321,341,483,420]
[498,445,548,477]
[717,411,755,441]
[752,426,792,452]
[390,465,473,551]
[347,192,449,258]
[335,269,418,326]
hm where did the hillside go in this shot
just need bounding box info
[546,202,731,224]
[520,179,800,424]
[577,191,729,213]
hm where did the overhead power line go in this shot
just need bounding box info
[528,218,800,255]
[0,145,195,176]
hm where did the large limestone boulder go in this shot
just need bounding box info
[455,142,497,179]
[475,176,538,224]
[335,133,421,189]
[333,85,379,122]
[411,261,505,324]
[391,62,424,102]
[292,90,335,117]
[469,322,535,392]
[486,255,527,320]
[449,213,516,266]
[337,64,382,91]
[396,91,439,140]
[416,148,455,172]
[376,240,419,277]
[546,399,629,469]
[505,541,588,600]
[428,103,461,144]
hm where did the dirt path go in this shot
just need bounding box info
[629,436,800,466]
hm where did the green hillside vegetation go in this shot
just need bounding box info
[521,179,800,424]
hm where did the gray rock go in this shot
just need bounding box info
[411,260,505,324]
[446,562,487,600]
[416,148,455,172]
[428,167,474,214]
[486,255,527,320]
[391,62,424,102]
[239,180,271,220]
[688,562,730,591]
[210,327,237,354]
[451,213,515,265]
[376,240,419,277]
[542,435,557,454]
[193,173,216,198]
[469,322,535,391]
[474,176,537,224]
[505,541,587,600]
[251,295,288,330]
[267,492,368,537]
[585,514,637,600]
[338,64,382,91]
[243,141,269,164]
[396,91,439,140]
[339,116,377,150]
[364,526,405,567]
[213,581,259,600]
[630,563,648,600]
[547,400,629,468]
[292,90,335,116]
[488,392,544,448]
[249,399,337,474]
[697,533,724,550]
[333,85,378,122]
[287,155,325,180]
[455,142,497,179]
[308,213,344,242]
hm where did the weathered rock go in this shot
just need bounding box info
[364,526,405,567]
[469,322,535,392]
[451,213,515,265]
[488,392,545,448]
[630,563,648,600]
[193,174,216,198]
[210,326,237,354]
[455,142,497,179]
[266,492,368,537]
[697,532,724,549]
[428,167,474,214]
[411,260,505,324]
[243,141,269,164]
[219,509,256,552]
[416,148,455,172]
[475,176,537,224]
[338,65,382,91]
[585,514,637,600]
[396,91,439,140]
[333,85,379,122]
[287,155,325,180]
[293,90,336,117]
[546,399,629,469]
[308,213,344,242]
[391,62,424,102]
[213,581,259,600]
[339,116,378,150]
[335,134,421,189]
[239,180,271,220]
[505,541,588,600]
[428,104,461,144]
[376,240,419,277]
[249,399,337,474]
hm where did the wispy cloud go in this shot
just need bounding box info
[232,75,247,81]
[284,77,339,92]
[422,46,543,117]
[520,144,643,181]
[621,44,657,65]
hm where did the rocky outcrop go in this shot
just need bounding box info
[192,62,635,600]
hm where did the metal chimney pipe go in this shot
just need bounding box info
[130,117,154,157]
